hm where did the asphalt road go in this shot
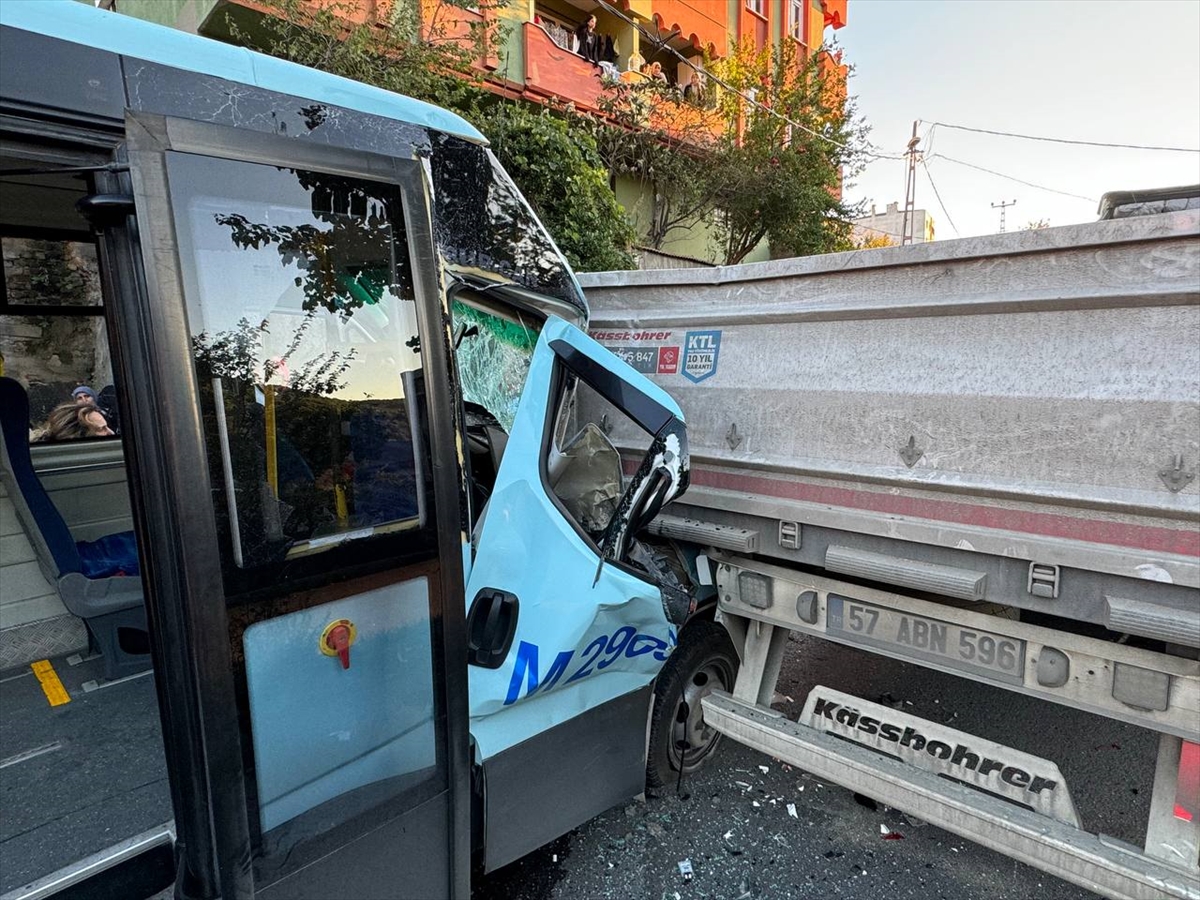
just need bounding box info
[474,632,1159,900]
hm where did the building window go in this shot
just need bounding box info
[746,0,765,17]
[789,0,804,40]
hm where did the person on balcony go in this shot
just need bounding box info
[575,15,602,66]
[643,61,668,84]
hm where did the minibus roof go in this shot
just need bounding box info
[0,0,486,144]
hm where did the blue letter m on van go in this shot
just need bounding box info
[504,641,574,705]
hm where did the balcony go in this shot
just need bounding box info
[647,96,723,145]
[523,21,607,112]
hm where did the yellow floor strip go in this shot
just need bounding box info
[30,659,71,707]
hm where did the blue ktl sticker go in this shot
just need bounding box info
[683,330,721,383]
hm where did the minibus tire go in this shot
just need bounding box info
[646,619,739,794]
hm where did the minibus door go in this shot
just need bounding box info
[107,112,471,898]
[466,317,688,870]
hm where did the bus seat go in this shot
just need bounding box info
[0,377,149,679]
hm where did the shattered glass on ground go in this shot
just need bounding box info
[473,633,1152,900]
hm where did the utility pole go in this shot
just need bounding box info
[901,121,921,245]
[991,199,1017,233]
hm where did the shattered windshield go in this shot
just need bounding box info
[453,300,540,432]
[430,135,587,318]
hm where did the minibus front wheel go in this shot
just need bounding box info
[645,619,739,794]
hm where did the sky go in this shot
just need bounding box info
[835,0,1200,239]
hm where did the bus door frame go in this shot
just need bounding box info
[92,111,472,899]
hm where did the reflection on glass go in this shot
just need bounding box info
[0,235,120,439]
[430,136,586,316]
[167,153,424,571]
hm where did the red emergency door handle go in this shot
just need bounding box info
[319,619,357,669]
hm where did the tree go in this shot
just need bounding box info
[587,78,720,252]
[479,103,636,272]
[705,39,867,265]
[224,0,636,271]
[1023,218,1051,230]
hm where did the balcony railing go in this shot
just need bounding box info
[523,21,608,111]
[523,24,722,146]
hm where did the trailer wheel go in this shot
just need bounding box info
[646,619,739,794]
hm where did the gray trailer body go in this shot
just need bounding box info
[580,211,1200,647]
[579,212,1200,899]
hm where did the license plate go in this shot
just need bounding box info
[826,595,1026,685]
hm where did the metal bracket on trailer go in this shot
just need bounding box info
[702,691,1200,900]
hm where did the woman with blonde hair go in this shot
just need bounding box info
[37,402,114,441]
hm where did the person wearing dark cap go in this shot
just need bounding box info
[72,385,97,406]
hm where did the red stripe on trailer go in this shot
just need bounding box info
[687,467,1200,558]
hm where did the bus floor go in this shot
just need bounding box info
[0,651,172,895]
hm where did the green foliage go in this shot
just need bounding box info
[225,0,490,113]
[221,0,866,269]
[707,39,866,264]
[583,40,867,265]
[225,0,635,272]
[477,103,636,272]
[193,316,356,396]
[587,78,720,251]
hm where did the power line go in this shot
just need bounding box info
[921,159,959,238]
[923,121,1200,154]
[927,152,1097,203]
[590,0,907,161]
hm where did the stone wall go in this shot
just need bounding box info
[1,239,112,424]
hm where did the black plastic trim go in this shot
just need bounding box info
[548,338,673,435]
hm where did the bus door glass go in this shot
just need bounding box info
[121,116,466,898]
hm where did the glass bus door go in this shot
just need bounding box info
[103,113,470,898]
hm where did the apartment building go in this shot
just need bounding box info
[97,0,849,264]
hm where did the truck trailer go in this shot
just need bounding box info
[580,210,1200,900]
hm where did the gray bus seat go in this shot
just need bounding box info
[0,377,149,679]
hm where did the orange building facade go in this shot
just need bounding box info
[449,0,848,136]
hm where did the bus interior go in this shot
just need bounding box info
[0,149,173,895]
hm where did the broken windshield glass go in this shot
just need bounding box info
[429,135,587,318]
[452,300,539,433]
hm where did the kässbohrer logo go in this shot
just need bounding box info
[799,687,1080,824]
